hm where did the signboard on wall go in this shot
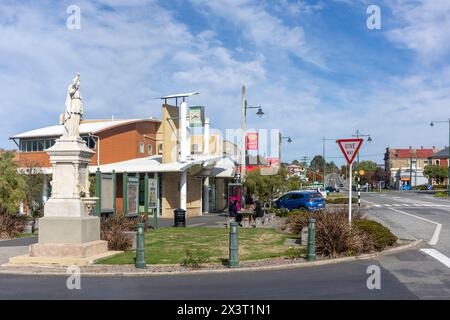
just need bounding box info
[101,174,114,213]
[127,177,139,216]
[267,157,280,167]
[246,132,258,150]
[189,106,205,127]
[148,178,158,209]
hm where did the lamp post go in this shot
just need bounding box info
[240,85,264,183]
[430,119,450,196]
[322,137,336,186]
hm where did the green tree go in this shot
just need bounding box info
[340,165,348,177]
[310,155,325,171]
[0,153,26,214]
[424,165,448,184]
[20,160,45,217]
[244,167,289,205]
[358,160,378,184]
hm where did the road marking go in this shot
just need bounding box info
[392,204,402,207]
[390,208,442,246]
[374,204,381,207]
[384,204,392,207]
[420,249,450,269]
[402,204,411,207]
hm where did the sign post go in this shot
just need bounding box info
[337,139,364,225]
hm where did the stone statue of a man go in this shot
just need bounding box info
[63,73,83,139]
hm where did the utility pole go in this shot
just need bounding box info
[430,118,450,196]
[241,85,246,183]
[409,146,413,189]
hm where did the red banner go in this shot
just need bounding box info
[246,133,258,150]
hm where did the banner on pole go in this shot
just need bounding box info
[337,139,363,165]
[246,132,258,150]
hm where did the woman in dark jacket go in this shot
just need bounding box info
[228,200,243,225]
[251,200,264,227]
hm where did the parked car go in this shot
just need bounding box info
[325,186,340,193]
[401,184,412,191]
[273,191,326,212]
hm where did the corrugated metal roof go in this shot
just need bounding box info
[88,155,227,174]
[10,119,161,139]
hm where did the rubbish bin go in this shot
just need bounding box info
[174,208,186,227]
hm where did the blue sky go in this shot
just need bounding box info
[1,0,450,166]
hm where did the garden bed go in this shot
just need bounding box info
[97,227,295,265]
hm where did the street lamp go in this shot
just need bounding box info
[281,136,292,143]
[241,85,264,183]
[352,130,372,169]
[430,119,450,196]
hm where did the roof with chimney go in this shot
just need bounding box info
[387,147,438,159]
[429,147,449,159]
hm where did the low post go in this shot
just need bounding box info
[153,208,159,230]
[95,168,101,217]
[144,173,149,224]
[135,222,146,269]
[307,218,316,262]
[228,221,239,268]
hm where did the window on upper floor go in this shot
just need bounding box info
[139,142,145,154]
[148,144,153,156]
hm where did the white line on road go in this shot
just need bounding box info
[420,249,450,269]
[390,208,442,246]
[384,204,392,207]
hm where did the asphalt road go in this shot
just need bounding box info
[0,191,449,300]
[360,191,450,299]
[0,257,417,300]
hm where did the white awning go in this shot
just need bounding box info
[88,155,228,174]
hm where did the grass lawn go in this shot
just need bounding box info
[16,233,36,238]
[97,227,295,265]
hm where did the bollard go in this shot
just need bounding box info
[307,218,316,262]
[135,222,146,269]
[228,221,239,268]
[153,208,159,230]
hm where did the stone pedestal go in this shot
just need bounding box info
[9,138,121,266]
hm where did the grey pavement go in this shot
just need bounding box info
[0,237,37,265]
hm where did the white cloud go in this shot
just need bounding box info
[190,0,327,69]
[385,0,450,62]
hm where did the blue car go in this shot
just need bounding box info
[274,191,326,212]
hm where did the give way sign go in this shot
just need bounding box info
[337,139,364,165]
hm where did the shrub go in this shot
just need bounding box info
[100,215,137,251]
[284,208,378,257]
[353,219,397,251]
[284,211,308,235]
[326,197,357,204]
[312,210,374,257]
[0,209,26,240]
[271,207,290,217]
[181,249,208,268]
[434,192,449,198]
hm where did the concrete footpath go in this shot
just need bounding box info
[0,237,37,264]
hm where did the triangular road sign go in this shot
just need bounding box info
[337,139,364,165]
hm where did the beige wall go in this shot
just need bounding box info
[389,158,430,170]
[162,104,179,163]
[161,172,203,218]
